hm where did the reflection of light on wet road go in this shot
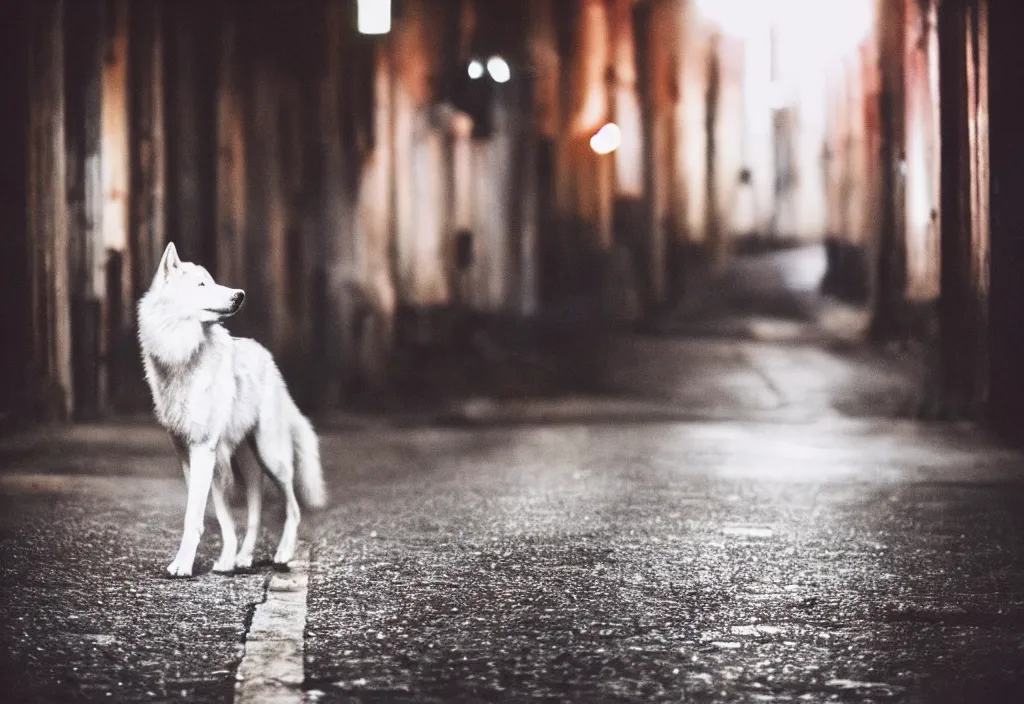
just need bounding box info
[826,678,905,699]
[728,244,828,294]
[0,473,182,498]
[721,525,774,539]
[778,244,828,291]
[653,421,1023,482]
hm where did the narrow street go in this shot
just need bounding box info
[3,326,1023,703]
[4,0,1024,701]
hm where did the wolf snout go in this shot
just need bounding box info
[222,290,245,316]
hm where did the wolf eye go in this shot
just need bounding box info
[198,282,206,287]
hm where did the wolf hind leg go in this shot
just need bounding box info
[211,449,239,573]
[250,425,301,566]
[210,481,238,573]
[234,452,263,569]
[172,438,190,486]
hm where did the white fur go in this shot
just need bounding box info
[138,242,327,578]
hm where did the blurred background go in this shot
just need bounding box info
[0,0,1020,436]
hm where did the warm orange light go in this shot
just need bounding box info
[590,123,622,155]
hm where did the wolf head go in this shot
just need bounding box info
[145,242,245,324]
[137,242,246,365]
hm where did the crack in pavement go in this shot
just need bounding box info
[235,544,311,704]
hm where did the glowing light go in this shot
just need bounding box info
[694,0,874,53]
[357,0,391,35]
[694,0,771,35]
[590,122,622,155]
[487,56,511,83]
[468,59,484,80]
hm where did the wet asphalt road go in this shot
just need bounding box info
[3,338,1024,703]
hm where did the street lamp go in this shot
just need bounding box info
[357,0,391,35]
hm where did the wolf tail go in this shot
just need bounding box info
[292,412,328,509]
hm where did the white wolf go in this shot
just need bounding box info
[137,242,327,577]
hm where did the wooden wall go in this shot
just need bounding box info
[4,0,547,422]
[0,0,32,426]
[2,0,1009,428]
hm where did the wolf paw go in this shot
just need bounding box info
[166,557,194,578]
[233,551,254,569]
[212,555,236,574]
[272,545,295,566]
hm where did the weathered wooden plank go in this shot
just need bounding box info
[129,0,167,301]
[28,0,72,420]
[355,39,397,393]
[64,0,105,419]
[937,0,989,418]
[987,0,1024,434]
[967,0,990,412]
[631,0,660,309]
[243,61,284,348]
[870,0,909,340]
[216,5,246,297]
[511,68,540,317]
[100,0,135,412]
[0,0,32,423]
[164,0,216,267]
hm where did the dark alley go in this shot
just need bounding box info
[3,0,1024,702]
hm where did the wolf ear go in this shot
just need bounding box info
[154,242,181,283]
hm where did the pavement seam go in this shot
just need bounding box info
[234,543,311,704]
[739,344,788,409]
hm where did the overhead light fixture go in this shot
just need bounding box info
[358,0,391,35]
[468,59,484,80]
[487,56,511,83]
[590,122,622,155]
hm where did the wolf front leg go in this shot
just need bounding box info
[168,445,216,577]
